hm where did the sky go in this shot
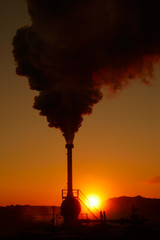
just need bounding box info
[0,0,160,207]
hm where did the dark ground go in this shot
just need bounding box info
[1,197,160,239]
[1,223,160,240]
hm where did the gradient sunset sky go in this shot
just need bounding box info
[0,0,160,207]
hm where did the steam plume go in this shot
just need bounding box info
[13,0,160,144]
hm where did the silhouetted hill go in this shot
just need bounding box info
[105,195,160,226]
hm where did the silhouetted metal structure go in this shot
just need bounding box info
[66,143,74,197]
[61,144,81,225]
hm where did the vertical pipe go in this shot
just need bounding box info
[65,144,74,197]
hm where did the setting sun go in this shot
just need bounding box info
[87,194,101,210]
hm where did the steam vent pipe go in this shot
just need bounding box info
[66,143,74,197]
[61,144,81,225]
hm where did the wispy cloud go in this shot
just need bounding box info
[148,176,160,184]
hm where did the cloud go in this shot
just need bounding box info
[148,176,160,184]
[13,0,160,144]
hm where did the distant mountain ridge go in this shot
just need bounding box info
[105,195,160,226]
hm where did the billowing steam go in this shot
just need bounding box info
[13,0,160,144]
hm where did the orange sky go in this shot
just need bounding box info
[0,0,160,207]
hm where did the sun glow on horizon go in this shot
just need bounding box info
[87,194,101,210]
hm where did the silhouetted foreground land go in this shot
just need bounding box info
[1,224,160,240]
[0,196,160,239]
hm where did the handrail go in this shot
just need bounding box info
[78,198,99,220]
[78,190,100,217]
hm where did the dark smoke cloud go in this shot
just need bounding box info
[13,0,160,144]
